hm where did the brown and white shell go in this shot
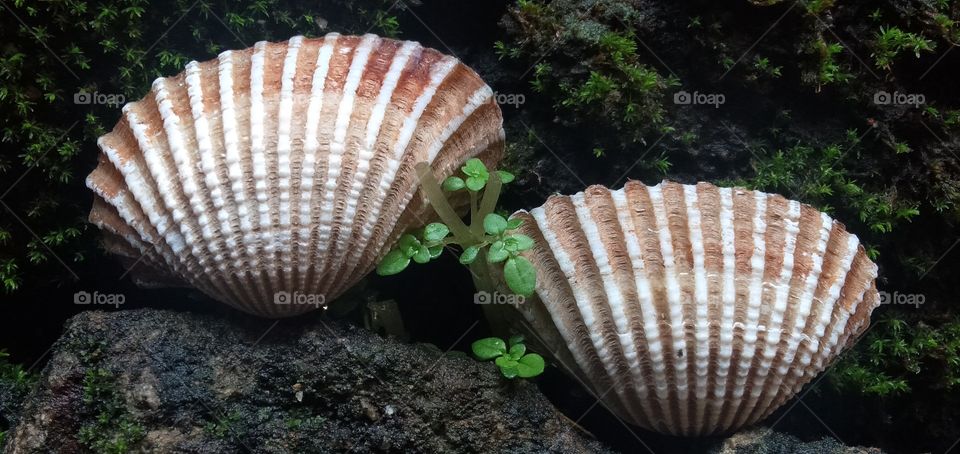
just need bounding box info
[508,181,880,436]
[85,34,504,317]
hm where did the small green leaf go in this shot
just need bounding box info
[398,234,421,257]
[508,334,524,347]
[505,234,535,251]
[506,218,524,230]
[376,250,411,275]
[504,256,536,296]
[428,244,444,259]
[424,223,450,242]
[462,158,489,178]
[516,353,545,378]
[483,213,509,236]
[442,176,466,191]
[412,245,432,264]
[487,241,509,263]
[459,245,480,264]
[465,176,486,192]
[472,337,507,360]
[496,170,515,183]
[509,343,526,360]
[495,355,519,378]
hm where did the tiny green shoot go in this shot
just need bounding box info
[471,334,545,379]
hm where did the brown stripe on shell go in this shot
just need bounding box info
[661,181,698,433]
[582,185,661,424]
[316,36,396,293]
[623,181,682,432]
[693,182,724,434]
[730,192,787,429]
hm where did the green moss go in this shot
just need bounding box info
[0,350,37,449]
[502,1,679,147]
[204,410,243,440]
[831,317,960,396]
[812,40,853,90]
[76,371,146,453]
[726,133,920,259]
[872,26,936,70]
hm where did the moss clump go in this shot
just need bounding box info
[69,338,145,453]
[831,317,960,397]
[725,130,920,260]
[76,367,145,453]
[0,351,37,449]
[499,0,679,148]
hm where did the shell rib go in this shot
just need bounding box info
[509,181,879,436]
[86,34,504,317]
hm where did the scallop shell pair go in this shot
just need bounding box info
[86,34,504,317]
[508,181,880,436]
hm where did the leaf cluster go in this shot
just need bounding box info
[377,159,537,296]
[471,334,545,379]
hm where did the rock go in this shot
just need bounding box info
[4,309,612,453]
[709,428,885,454]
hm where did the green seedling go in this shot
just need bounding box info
[472,334,545,379]
[376,158,536,297]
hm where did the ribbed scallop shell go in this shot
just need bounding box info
[85,34,504,317]
[509,181,879,436]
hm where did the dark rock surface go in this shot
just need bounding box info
[708,429,885,454]
[2,309,886,453]
[3,309,611,453]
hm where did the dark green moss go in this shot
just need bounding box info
[0,351,37,449]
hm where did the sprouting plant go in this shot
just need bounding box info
[651,151,672,175]
[376,159,537,297]
[872,26,935,70]
[371,10,400,38]
[815,40,853,89]
[472,334,545,379]
[530,62,551,93]
[0,258,21,292]
[751,55,782,79]
[493,41,521,60]
[893,141,911,154]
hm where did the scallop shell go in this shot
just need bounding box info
[86,34,504,317]
[508,181,879,436]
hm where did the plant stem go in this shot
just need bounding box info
[470,248,512,338]
[415,162,473,244]
[470,190,479,232]
[478,171,502,221]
